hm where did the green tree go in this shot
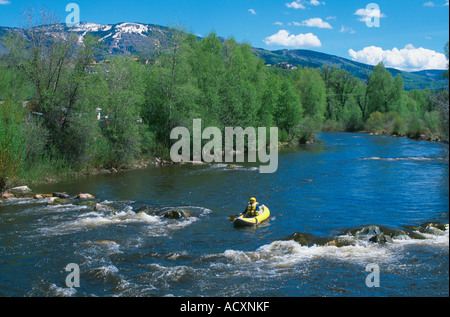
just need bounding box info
[2,8,99,157]
[96,57,147,166]
[273,77,303,142]
[292,67,327,122]
[367,62,403,115]
[144,28,199,147]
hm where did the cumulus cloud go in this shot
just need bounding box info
[0,0,11,4]
[294,18,333,29]
[354,7,387,23]
[348,45,449,72]
[286,1,306,9]
[423,1,435,6]
[248,9,257,15]
[264,30,322,48]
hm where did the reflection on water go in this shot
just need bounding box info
[0,133,448,297]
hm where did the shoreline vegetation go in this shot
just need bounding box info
[0,12,449,193]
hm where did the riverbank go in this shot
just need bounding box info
[0,130,448,197]
[2,130,447,196]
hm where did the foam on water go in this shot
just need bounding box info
[222,226,449,269]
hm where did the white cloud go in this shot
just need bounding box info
[445,0,449,6]
[310,0,325,6]
[423,1,435,6]
[264,30,322,48]
[248,9,257,15]
[286,0,325,9]
[274,21,284,26]
[293,18,333,29]
[0,0,11,4]
[348,45,449,72]
[354,7,387,23]
[286,1,306,9]
[340,26,356,34]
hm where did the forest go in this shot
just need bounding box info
[0,22,449,190]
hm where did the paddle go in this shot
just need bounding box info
[229,214,241,222]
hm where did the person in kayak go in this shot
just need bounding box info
[239,197,260,218]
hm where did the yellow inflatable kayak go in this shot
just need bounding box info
[234,205,271,227]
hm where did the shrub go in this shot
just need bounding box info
[406,115,424,139]
[365,111,385,134]
[0,100,26,190]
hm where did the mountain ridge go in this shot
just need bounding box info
[0,22,446,91]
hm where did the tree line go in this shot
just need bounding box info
[0,18,448,190]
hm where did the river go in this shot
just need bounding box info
[0,132,448,297]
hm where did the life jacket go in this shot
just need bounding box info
[246,202,260,216]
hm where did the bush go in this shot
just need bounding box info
[384,112,406,136]
[406,115,424,139]
[322,119,345,132]
[343,100,364,132]
[298,116,323,144]
[0,100,26,190]
[22,117,50,167]
[423,111,440,136]
[365,111,385,134]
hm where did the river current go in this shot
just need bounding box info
[0,132,448,297]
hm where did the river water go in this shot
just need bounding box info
[0,132,448,297]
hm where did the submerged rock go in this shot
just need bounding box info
[163,209,192,219]
[136,206,158,215]
[283,232,315,246]
[369,234,393,244]
[52,192,70,199]
[419,222,448,235]
[47,197,72,205]
[92,203,115,212]
[350,225,383,237]
[75,200,97,207]
[321,237,356,247]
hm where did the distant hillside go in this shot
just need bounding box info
[253,48,447,91]
[0,22,447,91]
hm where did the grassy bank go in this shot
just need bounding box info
[323,110,447,143]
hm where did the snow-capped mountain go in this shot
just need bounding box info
[0,22,175,56]
[71,22,175,54]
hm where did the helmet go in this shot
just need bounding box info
[250,197,256,203]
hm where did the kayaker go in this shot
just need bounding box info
[240,197,260,218]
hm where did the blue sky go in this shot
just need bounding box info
[0,0,448,71]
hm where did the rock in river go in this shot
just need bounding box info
[76,193,95,199]
[369,234,393,244]
[52,192,70,199]
[163,209,192,219]
[283,232,315,246]
[9,186,32,194]
[47,197,72,205]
